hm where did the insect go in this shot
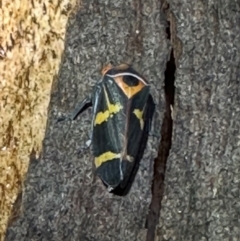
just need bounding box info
[58,64,155,195]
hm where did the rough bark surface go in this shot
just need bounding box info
[156,0,240,240]
[5,1,169,241]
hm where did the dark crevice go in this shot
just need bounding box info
[146,20,176,241]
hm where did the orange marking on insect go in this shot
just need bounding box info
[101,64,113,75]
[114,76,145,99]
[114,64,129,70]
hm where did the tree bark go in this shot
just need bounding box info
[5,0,240,240]
[156,0,240,240]
[5,0,168,240]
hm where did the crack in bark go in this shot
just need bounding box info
[146,4,176,241]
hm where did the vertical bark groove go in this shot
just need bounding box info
[146,4,177,240]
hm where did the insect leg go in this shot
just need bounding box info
[57,97,92,122]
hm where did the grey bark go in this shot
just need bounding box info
[156,0,240,240]
[5,0,168,240]
[5,0,240,240]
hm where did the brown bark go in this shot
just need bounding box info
[5,0,168,240]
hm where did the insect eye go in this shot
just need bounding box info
[123,76,139,86]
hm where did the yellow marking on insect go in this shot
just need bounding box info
[95,152,134,168]
[133,109,144,130]
[94,103,122,125]
[95,152,121,167]
[94,86,123,125]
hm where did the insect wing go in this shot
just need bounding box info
[91,76,126,188]
[91,72,150,191]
